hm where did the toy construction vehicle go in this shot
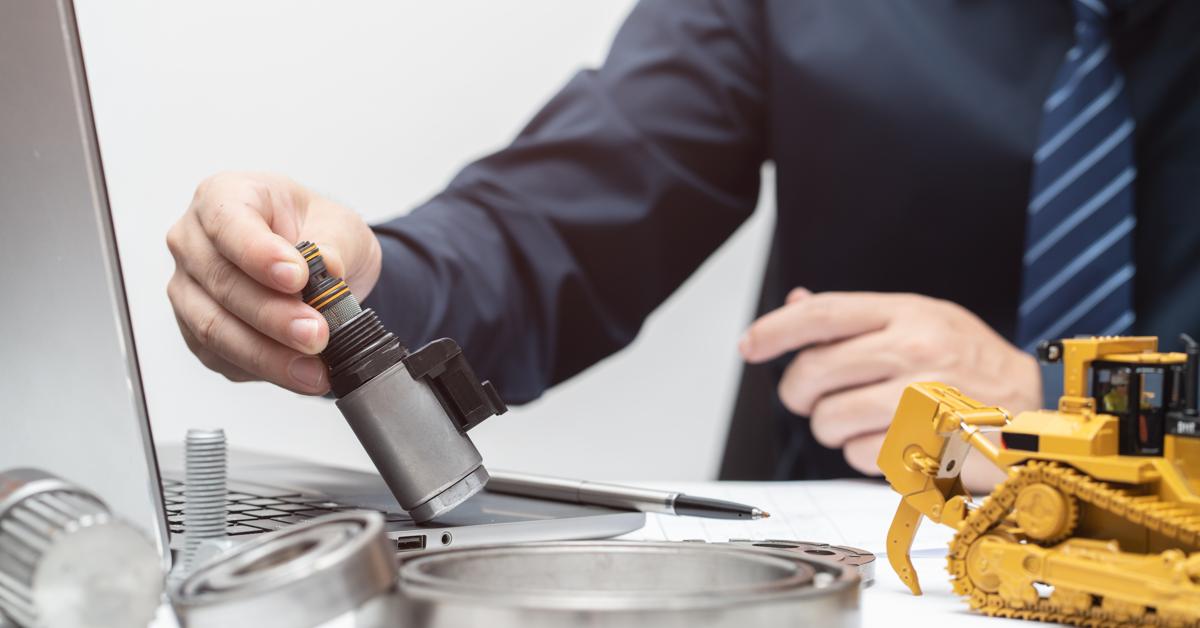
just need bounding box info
[879,335,1200,626]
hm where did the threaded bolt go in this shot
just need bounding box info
[181,428,227,573]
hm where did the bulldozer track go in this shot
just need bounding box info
[947,460,1200,627]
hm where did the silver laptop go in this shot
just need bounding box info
[0,0,643,568]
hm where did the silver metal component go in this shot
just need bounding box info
[392,541,861,627]
[0,469,163,628]
[321,293,362,333]
[722,540,876,586]
[181,429,227,574]
[486,471,675,514]
[174,511,395,628]
[751,507,765,518]
[336,361,487,523]
[407,466,490,524]
[936,428,972,479]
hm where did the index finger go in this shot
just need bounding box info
[196,192,307,294]
[739,292,896,363]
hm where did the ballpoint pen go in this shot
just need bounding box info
[486,470,770,520]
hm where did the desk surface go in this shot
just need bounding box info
[153,480,1039,627]
[618,479,1040,627]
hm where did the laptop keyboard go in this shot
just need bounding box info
[162,478,412,537]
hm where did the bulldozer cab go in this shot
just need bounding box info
[1091,360,1187,456]
[1039,333,1200,457]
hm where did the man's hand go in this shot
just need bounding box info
[166,172,382,394]
[739,289,1041,491]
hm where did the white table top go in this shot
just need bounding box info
[153,479,1042,627]
[617,479,1040,627]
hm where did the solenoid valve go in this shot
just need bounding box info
[297,241,507,523]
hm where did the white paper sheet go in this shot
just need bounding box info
[616,479,956,555]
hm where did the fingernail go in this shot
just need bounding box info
[289,357,326,390]
[289,318,319,350]
[271,261,303,290]
[787,287,811,303]
[738,331,753,357]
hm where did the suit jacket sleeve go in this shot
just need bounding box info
[364,0,767,402]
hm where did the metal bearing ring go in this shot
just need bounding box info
[173,511,395,628]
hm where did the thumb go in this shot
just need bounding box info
[786,287,812,304]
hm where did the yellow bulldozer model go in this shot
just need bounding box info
[879,335,1200,626]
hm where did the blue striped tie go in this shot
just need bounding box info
[1017,0,1136,352]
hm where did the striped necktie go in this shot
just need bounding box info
[1017,0,1136,352]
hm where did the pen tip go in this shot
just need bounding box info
[762,511,771,519]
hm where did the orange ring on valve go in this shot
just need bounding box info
[305,280,347,308]
[311,287,351,312]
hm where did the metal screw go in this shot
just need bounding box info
[181,428,227,574]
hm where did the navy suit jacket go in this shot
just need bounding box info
[365,0,1200,480]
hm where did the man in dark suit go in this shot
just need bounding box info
[165,1,1200,490]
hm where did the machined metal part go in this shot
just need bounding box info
[179,429,227,575]
[719,540,876,585]
[336,360,488,523]
[321,292,363,333]
[173,511,395,628]
[407,467,490,524]
[0,469,163,628]
[392,541,861,627]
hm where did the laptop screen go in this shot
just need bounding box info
[0,0,170,565]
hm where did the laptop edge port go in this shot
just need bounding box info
[395,534,427,552]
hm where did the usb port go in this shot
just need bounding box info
[395,535,427,552]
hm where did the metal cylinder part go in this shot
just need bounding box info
[181,429,227,573]
[0,469,163,628]
[392,541,861,627]
[336,360,488,522]
[173,511,395,628]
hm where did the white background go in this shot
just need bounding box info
[75,1,775,481]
